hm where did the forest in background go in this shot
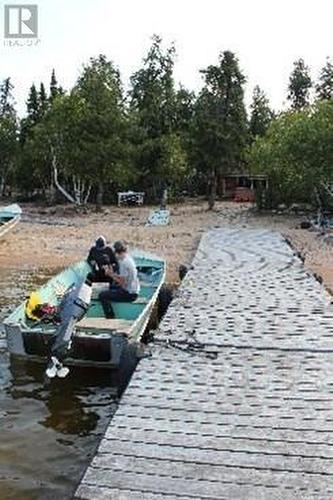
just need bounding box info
[0,35,333,209]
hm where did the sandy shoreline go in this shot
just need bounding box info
[0,201,332,291]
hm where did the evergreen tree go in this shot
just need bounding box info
[287,58,312,110]
[0,78,15,116]
[73,54,130,204]
[175,86,195,133]
[192,50,248,209]
[22,82,48,136]
[50,69,57,95]
[0,78,17,195]
[26,84,39,122]
[39,82,48,115]
[129,35,188,200]
[20,84,40,145]
[250,100,333,208]
[49,69,63,101]
[19,82,48,190]
[316,58,333,101]
[130,35,176,137]
[249,85,274,139]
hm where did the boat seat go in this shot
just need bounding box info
[77,317,133,334]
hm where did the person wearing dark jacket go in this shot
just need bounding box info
[87,236,118,282]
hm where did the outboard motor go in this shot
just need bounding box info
[46,277,92,378]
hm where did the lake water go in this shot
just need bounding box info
[0,268,126,500]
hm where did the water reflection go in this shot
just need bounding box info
[0,268,129,500]
[8,359,117,436]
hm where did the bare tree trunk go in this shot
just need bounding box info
[47,177,56,205]
[52,155,76,204]
[322,182,333,199]
[208,169,217,210]
[96,181,104,207]
[73,176,82,205]
[84,185,92,205]
[160,186,168,209]
[0,176,6,197]
[52,152,92,206]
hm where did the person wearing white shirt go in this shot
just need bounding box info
[99,240,140,319]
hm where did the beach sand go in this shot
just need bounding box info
[0,201,332,290]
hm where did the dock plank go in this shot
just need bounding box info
[79,469,331,499]
[104,412,333,445]
[103,425,333,458]
[95,438,333,474]
[88,455,332,492]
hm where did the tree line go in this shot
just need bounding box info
[250,58,333,209]
[1,35,332,208]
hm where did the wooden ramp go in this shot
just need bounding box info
[75,229,333,499]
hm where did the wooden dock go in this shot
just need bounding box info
[75,229,333,499]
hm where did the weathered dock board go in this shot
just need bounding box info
[76,229,333,499]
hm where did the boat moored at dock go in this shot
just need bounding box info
[4,250,165,369]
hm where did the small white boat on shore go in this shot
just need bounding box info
[0,203,22,238]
